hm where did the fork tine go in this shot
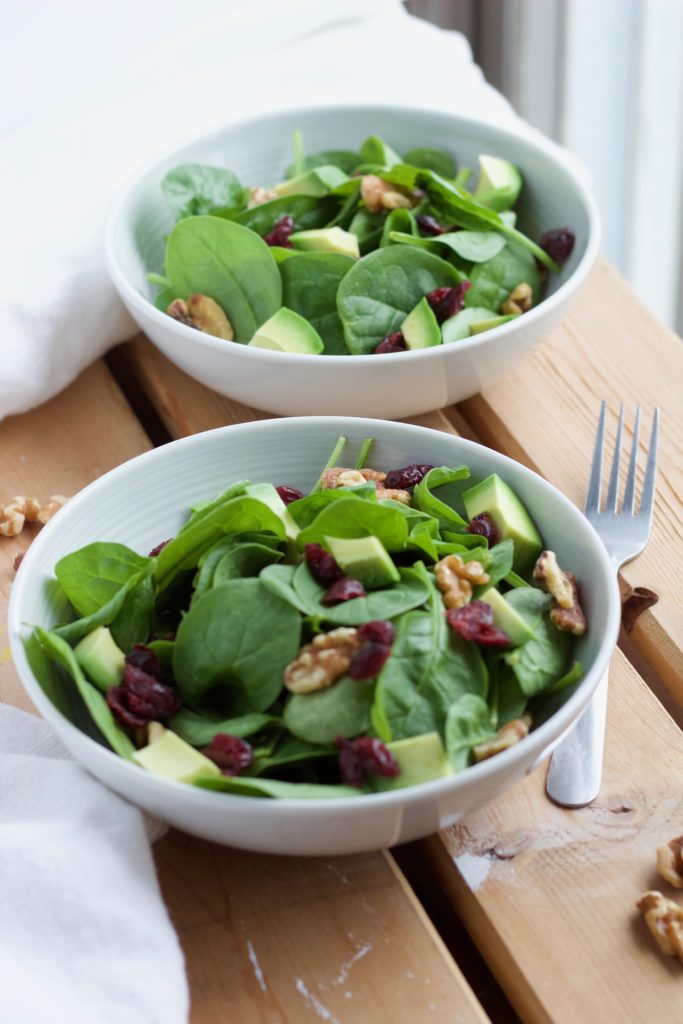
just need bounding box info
[621,405,641,513]
[584,401,606,514]
[638,407,659,524]
[606,404,624,512]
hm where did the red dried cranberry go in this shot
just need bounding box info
[106,686,148,729]
[539,228,575,264]
[148,539,172,557]
[384,464,433,489]
[416,214,447,236]
[13,552,25,572]
[374,331,407,354]
[446,601,511,647]
[357,620,395,645]
[264,215,294,248]
[305,543,342,586]
[201,733,253,776]
[467,512,500,546]
[123,664,182,717]
[125,644,162,680]
[336,737,400,788]
[426,282,471,324]
[321,577,366,605]
[276,485,304,505]
[349,642,392,680]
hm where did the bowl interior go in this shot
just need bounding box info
[11,418,615,758]
[111,105,593,312]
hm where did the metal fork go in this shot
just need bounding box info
[545,402,659,808]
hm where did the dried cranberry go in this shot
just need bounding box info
[467,512,500,546]
[384,464,433,489]
[321,577,366,605]
[148,539,172,557]
[336,737,400,788]
[13,552,25,572]
[349,642,392,680]
[539,228,575,264]
[264,215,294,248]
[107,664,181,730]
[125,644,162,680]
[374,331,407,354]
[276,485,304,505]
[446,601,511,647]
[305,543,342,586]
[416,214,447,236]
[426,281,471,324]
[358,620,395,645]
[201,733,253,776]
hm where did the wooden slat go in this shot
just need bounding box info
[457,258,683,703]
[424,646,683,1024]
[0,357,489,1024]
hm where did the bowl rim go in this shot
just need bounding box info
[104,101,601,367]
[8,416,621,813]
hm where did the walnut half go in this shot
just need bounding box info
[501,282,533,315]
[533,550,586,636]
[636,891,683,961]
[168,295,234,341]
[320,467,411,505]
[656,835,683,889]
[435,554,490,610]
[0,495,68,537]
[473,714,532,763]
[360,175,414,213]
[284,628,362,694]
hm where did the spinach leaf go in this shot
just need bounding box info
[287,484,377,529]
[233,195,339,236]
[435,230,507,263]
[173,578,300,714]
[110,572,155,652]
[466,242,541,312]
[185,480,248,522]
[193,774,359,799]
[34,628,135,758]
[297,497,409,552]
[503,589,572,695]
[280,252,355,355]
[488,658,528,729]
[528,661,584,726]
[54,563,155,644]
[213,541,283,586]
[259,564,312,614]
[413,466,470,529]
[169,708,279,747]
[407,519,440,562]
[292,564,430,626]
[55,542,149,617]
[285,150,360,177]
[165,216,282,342]
[503,569,530,589]
[284,676,375,744]
[445,694,496,771]
[387,231,447,257]
[477,539,514,591]
[359,135,402,168]
[380,208,417,248]
[402,146,456,178]
[250,733,336,775]
[154,287,176,312]
[348,208,386,254]
[337,246,461,354]
[161,164,244,220]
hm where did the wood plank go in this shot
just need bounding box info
[0,357,489,1024]
[456,258,683,703]
[424,647,683,1024]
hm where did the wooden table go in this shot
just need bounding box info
[2,257,682,1023]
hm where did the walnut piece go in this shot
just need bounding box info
[636,891,683,961]
[284,627,362,694]
[549,573,586,636]
[533,550,574,609]
[656,835,683,890]
[168,295,234,340]
[1,495,67,537]
[320,467,411,505]
[37,494,69,525]
[248,185,278,207]
[473,714,532,763]
[360,175,414,213]
[435,554,490,610]
[501,282,533,315]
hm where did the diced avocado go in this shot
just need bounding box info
[245,481,300,546]
[374,732,453,792]
[462,474,542,573]
[248,307,324,354]
[359,135,402,168]
[401,297,441,350]
[290,227,360,258]
[479,587,536,646]
[473,155,523,212]
[74,626,125,692]
[469,313,519,335]
[325,534,400,589]
[442,306,495,343]
[273,165,349,198]
[133,727,220,784]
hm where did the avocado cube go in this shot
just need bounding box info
[290,227,359,258]
[244,481,300,545]
[462,473,542,573]
[478,588,535,646]
[472,155,523,212]
[133,728,220,784]
[469,313,519,335]
[273,165,349,198]
[325,535,400,589]
[74,626,125,692]
[374,732,453,791]
[401,297,441,350]
[248,307,324,355]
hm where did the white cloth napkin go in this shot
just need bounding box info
[0,705,188,1024]
[0,0,521,422]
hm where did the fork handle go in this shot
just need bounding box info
[545,670,609,808]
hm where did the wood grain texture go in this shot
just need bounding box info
[425,646,683,1024]
[456,258,683,703]
[0,355,487,1024]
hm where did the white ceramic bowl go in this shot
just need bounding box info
[9,418,619,856]
[105,104,600,419]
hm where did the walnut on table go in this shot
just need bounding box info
[656,835,683,890]
[320,466,411,505]
[284,627,362,694]
[0,494,68,537]
[636,891,683,962]
[434,554,490,610]
[533,549,587,636]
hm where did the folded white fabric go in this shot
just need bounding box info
[0,705,188,1024]
[0,0,521,421]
